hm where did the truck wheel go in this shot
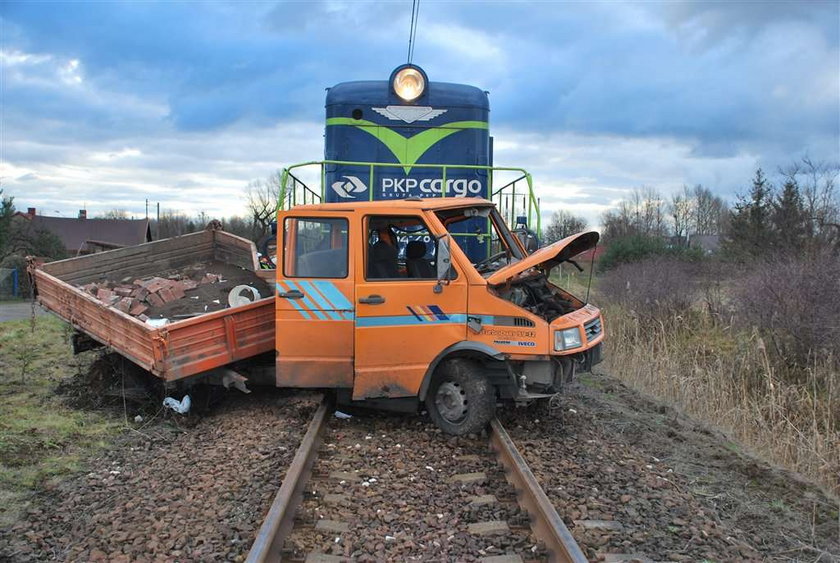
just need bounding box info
[426,359,495,435]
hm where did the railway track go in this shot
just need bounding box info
[247,397,585,562]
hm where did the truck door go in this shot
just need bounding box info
[353,213,468,400]
[275,214,355,388]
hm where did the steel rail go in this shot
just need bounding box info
[246,396,332,563]
[489,418,587,563]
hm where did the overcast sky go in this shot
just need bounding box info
[1,1,838,228]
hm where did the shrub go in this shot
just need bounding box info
[733,250,840,368]
[597,257,699,322]
[598,235,703,271]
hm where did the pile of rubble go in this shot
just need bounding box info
[78,273,225,321]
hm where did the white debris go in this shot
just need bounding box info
[334,411,352,419]
[568,408,578,414]
[385,535,396,541]
[145,318,169,328]
[133,415,143,423]
[163,395,191,414]
[425,465,434,471]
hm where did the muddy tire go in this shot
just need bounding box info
[426,359,495,435]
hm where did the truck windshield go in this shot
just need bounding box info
[436,207,524,276]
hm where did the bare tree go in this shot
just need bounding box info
[779,157,839,245]
[602,187,667,241]
[246,171,282,236]
[154,210,193,239]
[542,210,588,245]
[99,209,130,219]
[690,185,727,236]
[669,186,692,243]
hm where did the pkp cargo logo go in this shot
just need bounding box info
[331,175,367,198]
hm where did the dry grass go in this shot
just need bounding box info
[604,306,839,497]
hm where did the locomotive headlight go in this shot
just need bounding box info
[393,67,425,102]
[554,328,582,351]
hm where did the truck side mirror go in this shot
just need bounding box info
[435,235,452,294]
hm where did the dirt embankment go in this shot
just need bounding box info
[501,371,839,561]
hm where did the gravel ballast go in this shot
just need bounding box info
[0,392,318,562]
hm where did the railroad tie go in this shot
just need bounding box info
[328,471,361,481]
[479,556,524,563]
[305,554,347,563]
[322,493,349,504]
[468,521,510,535]
[314,520,350,533]
[467,494,498,506]
[447,471,487,485]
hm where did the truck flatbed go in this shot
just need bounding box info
[34,230,275,382]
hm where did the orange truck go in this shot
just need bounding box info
[33,197,603,435]
[273,197,603,434]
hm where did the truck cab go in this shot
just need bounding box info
[274,198,604,434]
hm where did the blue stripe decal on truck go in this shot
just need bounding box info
[276,281,312,320]
[295,280,342,321]
[356,314,467,327]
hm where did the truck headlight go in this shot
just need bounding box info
[393,67,425,102]
[554,328,582,351]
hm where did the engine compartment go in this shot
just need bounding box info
[493,273,583,322]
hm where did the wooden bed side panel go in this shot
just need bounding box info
[212,231,261,271]
[42,231,215,285]
[163,298,275,379]
[35,270,160,373]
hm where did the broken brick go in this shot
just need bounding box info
[170,282,186,300]
[114,286,134,297]
[157,287,177,304]
[96,288,114,304]
[146,292,164,308]
[181,279,198,291]
[144,277,169,293]
[114,298,132,313]
[129,302,148,316]
[131,286,150,301]
[80,283,99,295]
[137,313,149,322]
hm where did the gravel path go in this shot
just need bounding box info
[283,413,546,561]
[0,392,319,562]
[0,302,46,323]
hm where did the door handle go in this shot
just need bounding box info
[358,294,385,305]
[278,289,304,299]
